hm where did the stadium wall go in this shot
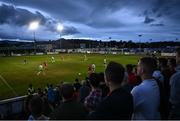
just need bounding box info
[0,48,176,57]
[161,53,176,57]
[0,95,26,119]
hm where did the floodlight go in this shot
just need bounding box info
[29,21,39,30]
[57,23,64,32]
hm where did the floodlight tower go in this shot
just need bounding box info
[57,23,64,49]
[29,21,39,54]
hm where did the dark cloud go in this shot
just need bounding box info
[86,18,123,28]
[61,26,79,35]
[44,22,79,35]
[144,16,155,24]
[0,4,46,26]
[143,10,148,16]
[150,23,164,27]
[0,30,31,40]
[152,0,173,14]
[0,0,180,41]
[86,0,127,13]
[156,13,162,17]
[0,3,79,37]
[151,0,180,19]
[0,0,129,29]
[0,32,16,39]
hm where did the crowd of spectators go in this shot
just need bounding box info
[24,47,180,120]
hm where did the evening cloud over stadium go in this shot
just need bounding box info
[0,0,180,41]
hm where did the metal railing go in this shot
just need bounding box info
[0,95,27,119]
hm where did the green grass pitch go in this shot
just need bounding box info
[0,53,141,100]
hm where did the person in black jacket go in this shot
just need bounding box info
[50,83,87,120]
[89,61,133,120]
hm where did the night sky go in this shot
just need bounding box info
[0,0,180,42]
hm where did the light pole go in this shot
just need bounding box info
[149,39,152,48]
[138,34,142,52]
[29,21,39,54]
[57,23,64,49]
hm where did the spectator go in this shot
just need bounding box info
[169,47,180,119]
[47,84,55,107]
[37,88,44,97]
[73,78,81,101]
[122,71,134,93]
[45,84,49,94]
[73,78,82,92]
[42,97,53,117]
[84,73,102,112]
[50,83,87,120]
[27,84,35,96]
[131,57,160,120]
[158,58,172,118]
[98,72,109,98]
[79,80,91,103]
[158,58,172,97]
[153,70,164,84]
[153,58,169,119]
[28,96,49,120]
[24,95,33,119]
[168,58,176,75]
[85,77,91,88]
[134,66,142,85]
[89,61,133,119]
[54,86,61,106]
[158,57,172,77]
[153,58,164,85]
[126,64,138,86]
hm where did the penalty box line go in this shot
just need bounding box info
[0,74,18,96]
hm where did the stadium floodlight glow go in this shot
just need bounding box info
[29,21,39,30]
[57,23,64,32]
[28,21,39,54]
[57,23,64,49]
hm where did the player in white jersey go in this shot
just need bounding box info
[51,56,55,63]
[84,54,87,61]
[37,64,45,76]
[104,58,107,67]
[92,63,96,72]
